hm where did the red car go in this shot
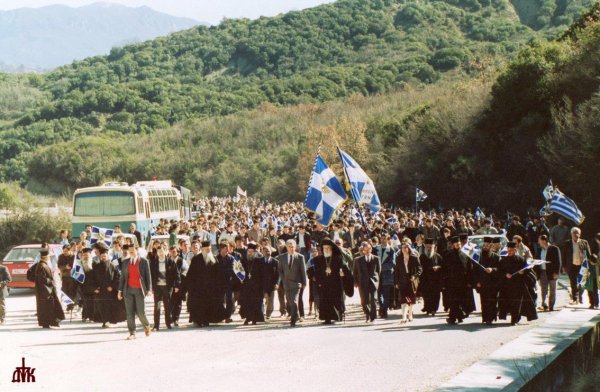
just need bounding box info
[1,244,62,289]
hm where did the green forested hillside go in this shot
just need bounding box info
[0,0,561,183]
[0,0,599,229]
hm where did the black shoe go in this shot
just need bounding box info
[446,318,456,325]
[290,321,296,327]
[244,320,249,325]
[323,320,332,325]
[167,325,172,330]
[252,321,257,325]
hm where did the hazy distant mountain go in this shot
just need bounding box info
[0,2,200,71]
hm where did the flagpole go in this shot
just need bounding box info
[337,146,371,238]
[415,187,418,216]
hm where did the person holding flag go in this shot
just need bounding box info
[498,242,538,325]
[535,235,561,312]
[563,227,592,305]
[475,237,501,325]
[441,236,473,325]
[57,244,76,312]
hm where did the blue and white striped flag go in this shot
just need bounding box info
[547,189,585,225]
[577,257,589,288]
[90,226,114,246]
[416,188,428,202]
[338,148,380,212]
[305,154,348,226]
[71,255,85,284]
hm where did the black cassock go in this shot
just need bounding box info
[91,261,126,324]
[79,264,96,321]
[313,254,351,322]
[419,253,443,314]
[476,251,501,323]
[498,255,538,323]
[187,254,227,325]
[441,249,474,322]
[239,256,266,323]
[34,260,65,327]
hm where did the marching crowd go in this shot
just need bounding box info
[5,197,600,340]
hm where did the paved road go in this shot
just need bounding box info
[0,279,573,392]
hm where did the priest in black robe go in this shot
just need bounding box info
[313,238,352,324]
[419,238,443,316]
[78,248,96,322]
[34,248,65,328]
[441,236,473,324]
[239,242,266,325]
[187,241,227,327]
[498,242,538,325]
[91,247,125,327]
[476,237,501,325]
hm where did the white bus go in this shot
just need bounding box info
[72,180,187,247]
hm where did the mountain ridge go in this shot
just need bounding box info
[0,2,201,71]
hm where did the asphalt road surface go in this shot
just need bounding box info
[0,280,572,392]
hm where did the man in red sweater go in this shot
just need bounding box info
[118,245,152,340]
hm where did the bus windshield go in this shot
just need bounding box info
[74,191,136,217]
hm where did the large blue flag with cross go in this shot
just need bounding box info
[305,154,348,226]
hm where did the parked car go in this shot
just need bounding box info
[1,244,62,289]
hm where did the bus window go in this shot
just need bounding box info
[74,191,135,216]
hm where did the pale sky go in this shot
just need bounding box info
[0,0,335,24]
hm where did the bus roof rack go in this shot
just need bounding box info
[135,180,173,188]
[102,182,128,187]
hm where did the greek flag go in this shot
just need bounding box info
[461,242,482,265]
[71,255,85,284]
[416,188,428,202]
[233,254,245,282]
[305,154,348,226]
[525,258,548,269]
[386,215,399,225]
[338,148,380,212]
[577,257,589,288]
[90,226,113,246]
[547,188,585,225]
[59,289,74,306]
[474,207,483,220]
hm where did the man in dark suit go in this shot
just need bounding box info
[275,239,306,327]
[0,264,11,324]
[535,235,561,311]
[353,241,381,322]
[262,246,279,320]
[150,245,181,330]
[129,223,143,248]
[562,227,592,305]
[118,245,152,340]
